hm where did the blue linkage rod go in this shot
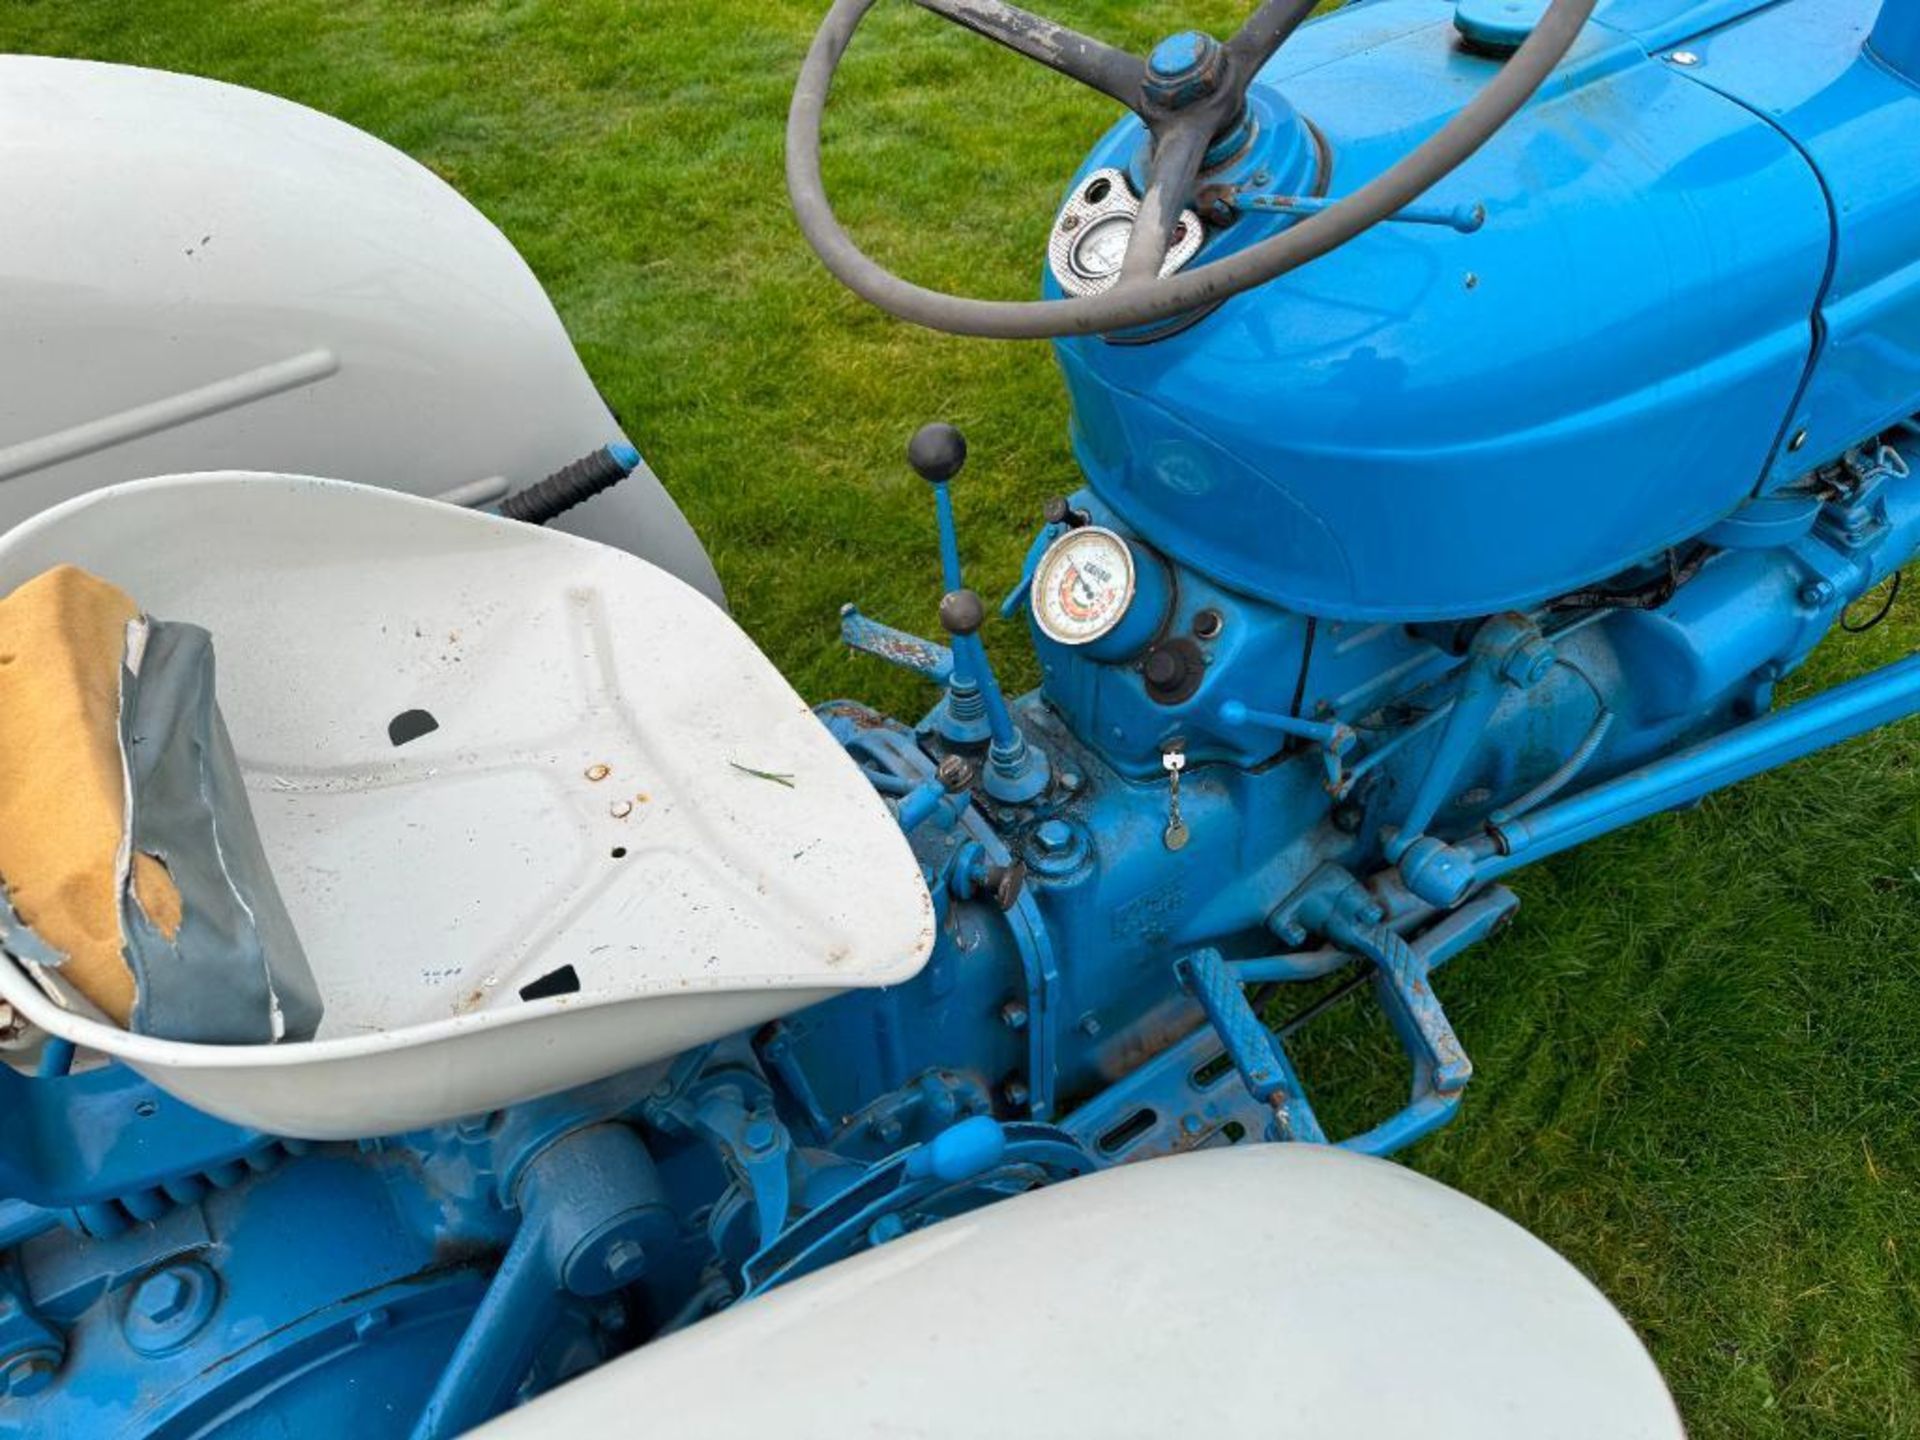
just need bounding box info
[1469,648,1920,880]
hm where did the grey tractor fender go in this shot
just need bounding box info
[478,1143,1684,1438]
[0,55,722,605]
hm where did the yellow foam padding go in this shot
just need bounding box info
[0,565,183,1024]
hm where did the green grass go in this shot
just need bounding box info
[7,2,1920,1432]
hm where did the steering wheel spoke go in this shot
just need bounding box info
[1224,0,1318,76]
[909,0,1147,111]
[1119,120,1208,286]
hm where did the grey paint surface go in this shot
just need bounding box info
[481,1143,1684,1438]
[0,55,722,603]
[118,618,323,1045]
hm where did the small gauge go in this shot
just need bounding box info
[1046,167,1205,299]
[1031,526,1138,645]
[1071,216,1133,283]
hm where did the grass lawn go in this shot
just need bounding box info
[6,1,1919,1432]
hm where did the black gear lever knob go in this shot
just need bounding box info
[938,588,986,637]
[908,423,967,484]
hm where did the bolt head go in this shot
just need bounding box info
[999,1000,1030,1031]
[1034,819,1075,856]
[2,1354,56,1399]
[603,1239,648,1285]
[124,1261,219,1357]
[936,754,976,792]
[1501,634,1556,688]
[743,1118,778,1153]
[132,1270,191,1324]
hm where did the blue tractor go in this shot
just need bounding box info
[0,0,1914,1431]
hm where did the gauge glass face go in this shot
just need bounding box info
[1031,527,1136,645]
[1071,216,1132,281]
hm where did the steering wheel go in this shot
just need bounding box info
[788,0,1595,339]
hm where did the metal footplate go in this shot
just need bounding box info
[1177,882,1519,1155]
[1173,950,1326,1143]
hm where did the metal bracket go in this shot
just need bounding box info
[643,1056,793,1252]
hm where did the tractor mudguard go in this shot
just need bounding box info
[0,55,722,604]
[477,1144,1683,1440]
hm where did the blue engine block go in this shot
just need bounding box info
[7,0,1920,1431]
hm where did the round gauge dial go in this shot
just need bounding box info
[1031,526,1137,645]
[1071,216,1132,281]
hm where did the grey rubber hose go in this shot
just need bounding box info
[786,0,1597,339]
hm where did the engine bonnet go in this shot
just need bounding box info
[1050,0,1834,621]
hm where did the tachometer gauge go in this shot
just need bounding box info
[1032,526,1138,645]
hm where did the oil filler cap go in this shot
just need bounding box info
[1453,0,1549,54]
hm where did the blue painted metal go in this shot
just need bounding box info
[11,0,1920,1431]
[839,604,955,685]
[953,617,1052,803]
[1175,949,1326,1142]
[1238,191,1487,233]
[920,468,998,744]
[1474,646,1920,879]
[409,1123,674,1439]
[1668,0,1920,488]
[1051,0,1839,619]
[1144,30,1227,110]
[1454,0,1553,53]
[1871,0,1920,77]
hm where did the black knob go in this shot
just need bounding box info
[1141,637,1205,704]
[1042,495,1088,529]
[909,423,967,484]
[1144,649,1184,688]
[939,588,986,637]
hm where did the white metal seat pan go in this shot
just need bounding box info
[0,474,934,1139]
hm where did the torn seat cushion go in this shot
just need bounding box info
[0,565,320,1044]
